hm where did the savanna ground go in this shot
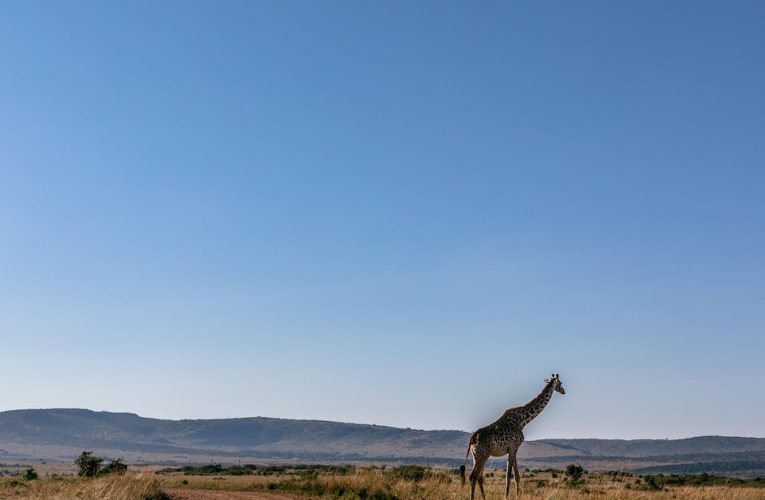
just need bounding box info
[1,464,764,499]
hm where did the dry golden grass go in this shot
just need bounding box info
[2,468,764,499]
[0,472,165,499]
[156,468,765,499]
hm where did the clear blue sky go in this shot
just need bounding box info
[1,1,763,439]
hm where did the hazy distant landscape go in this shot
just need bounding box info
[1,409,763,478]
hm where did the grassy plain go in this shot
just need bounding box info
[1,465,764,499]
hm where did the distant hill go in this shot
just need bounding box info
[1,409,763,476]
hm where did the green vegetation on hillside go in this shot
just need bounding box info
[157,463,355,476]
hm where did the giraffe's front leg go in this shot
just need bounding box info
[505,454,512,498]
[511,453,521,496]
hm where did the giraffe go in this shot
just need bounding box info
[459,373,565,499]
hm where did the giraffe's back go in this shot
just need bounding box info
[472,415,525,457]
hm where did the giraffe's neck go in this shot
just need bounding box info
[517,381,555,428]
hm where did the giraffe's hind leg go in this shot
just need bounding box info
[469,450,488,500]
[469,475,475,500]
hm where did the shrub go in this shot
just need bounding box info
[565,464,585,486]
[384,465,428,482]
[75,451,103,478]
[23,468,38,480]
[637,475,662,491]
[101,458,128,475]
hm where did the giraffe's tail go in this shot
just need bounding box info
[459,432,476,485]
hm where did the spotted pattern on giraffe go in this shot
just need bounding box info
[459,374,565,499]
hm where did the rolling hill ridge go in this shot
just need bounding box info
[1,409,763,476]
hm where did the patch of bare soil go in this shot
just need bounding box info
[165,489,303,500]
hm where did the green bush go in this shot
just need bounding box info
[75,451,103,478]
[384,465,428,482]
[636,475,662,491]
[640,473,764,489]
[23,468,38,480]
[101,458,128,475]
[565,464,585,486]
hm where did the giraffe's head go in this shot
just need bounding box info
[546,373,565,395]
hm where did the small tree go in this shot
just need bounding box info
[23,467,38,480]
[101,458,128,475]
[638,475,662,491]
[75,451,103,478]
[565,464,585,486]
